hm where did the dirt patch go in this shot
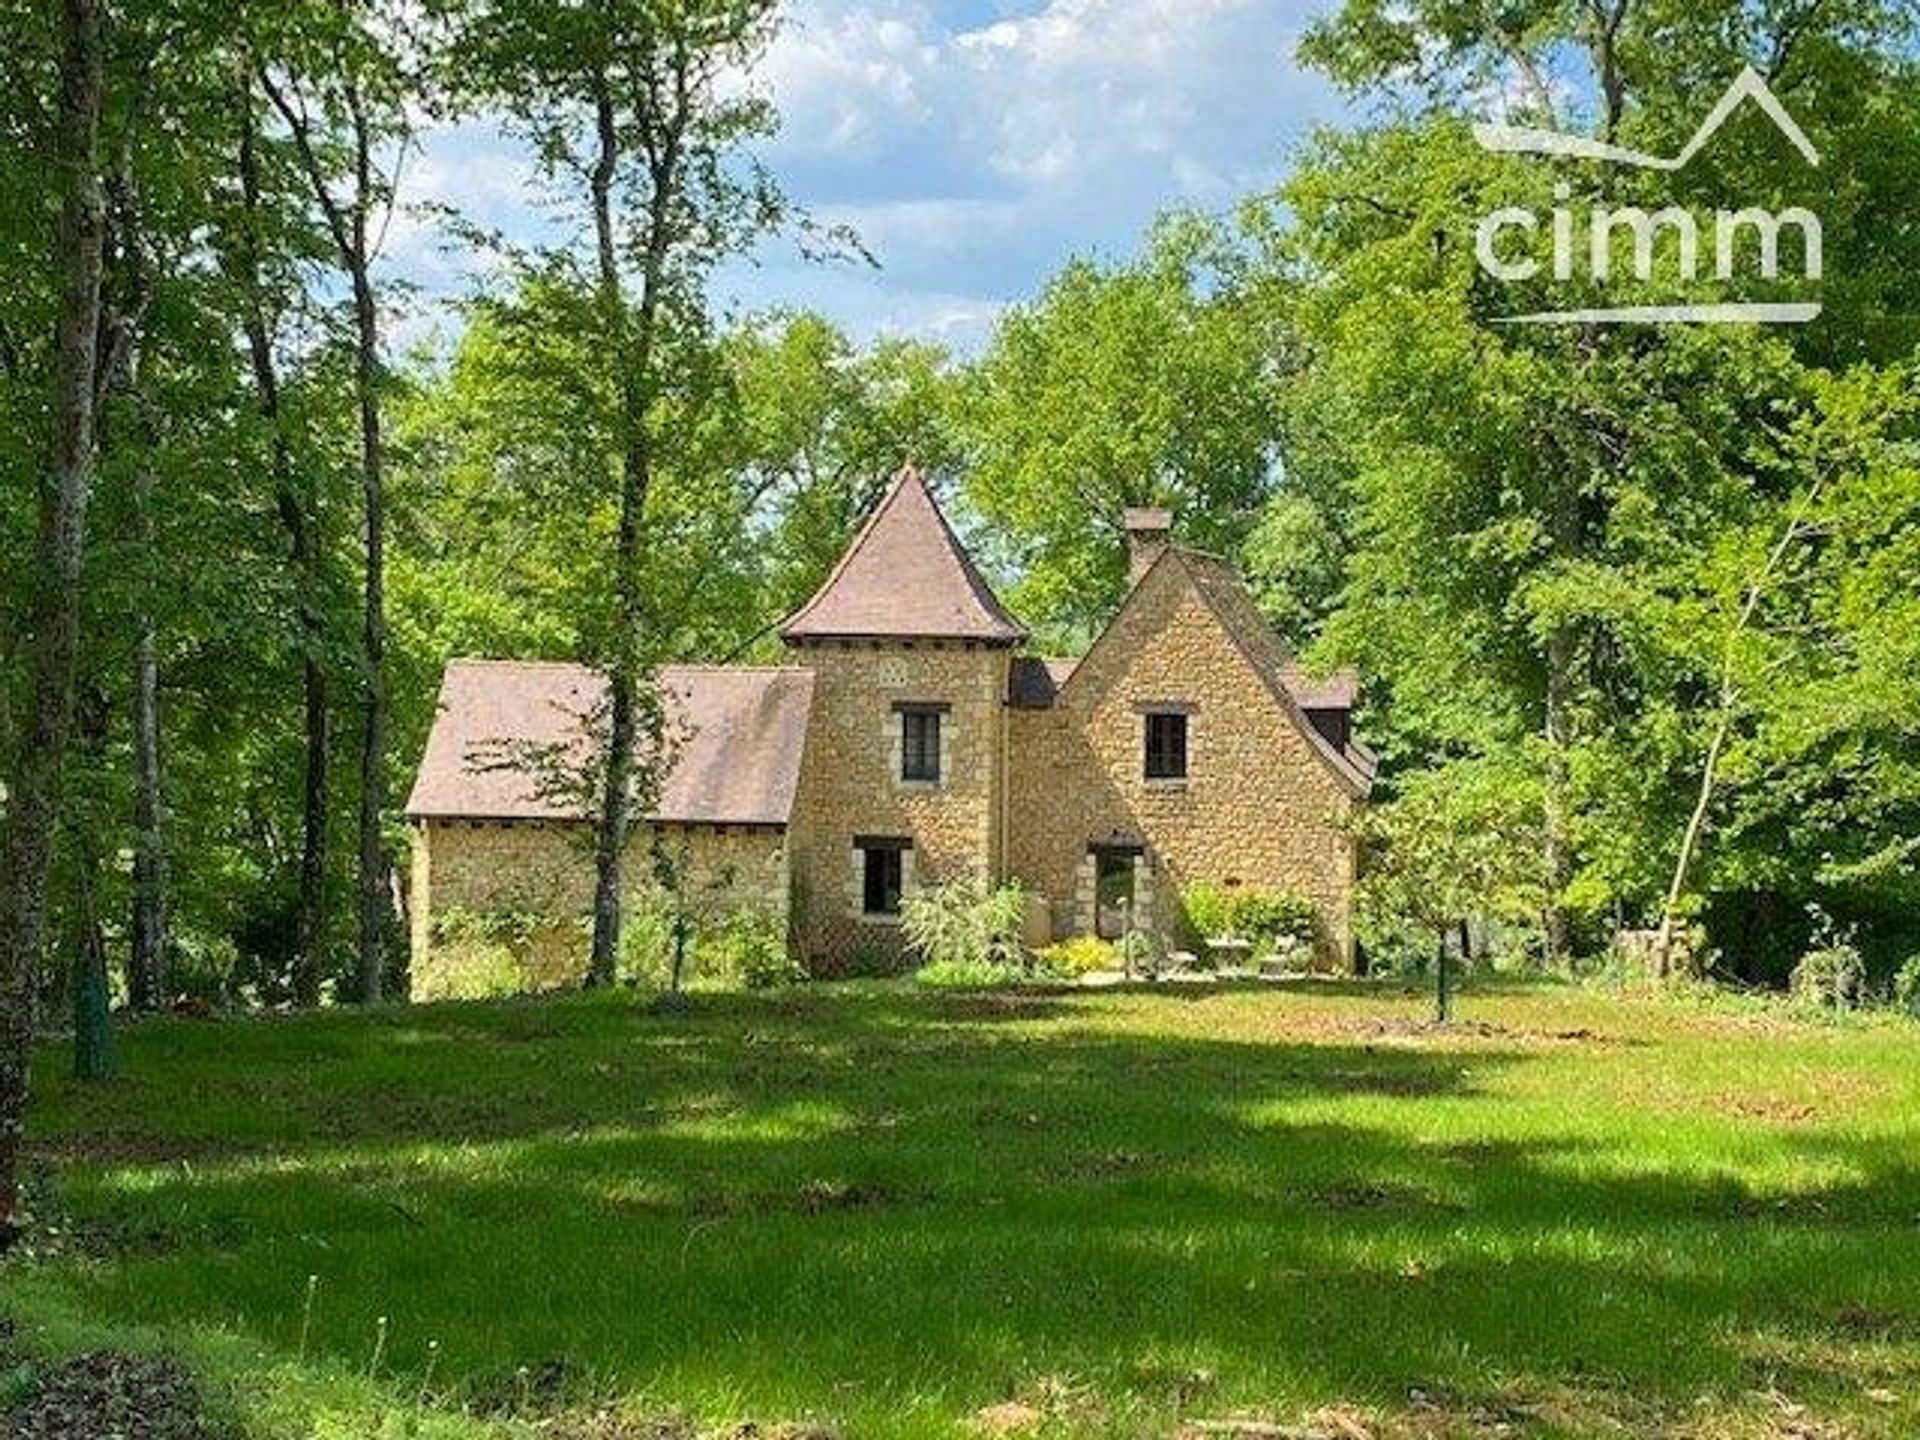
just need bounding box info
[1825,1302,1918,1342]
[1310,1181,1452,1214]
[3,1349,223,1440]
[686,1179,906,1220]
[930,995,1062,1023]
[1716,1093,1821,1125]
[28,1131,257,1169]
[1042,1148,1146,1182]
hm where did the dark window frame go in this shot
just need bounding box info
[899,706,942,783]
[857,838,909,916]
[1144,710,1190,781]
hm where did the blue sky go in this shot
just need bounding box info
[391,0,1348,355]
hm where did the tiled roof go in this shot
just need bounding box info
[780,468,1028,644]
[1281,662,1360,711]
[405,661,814,825]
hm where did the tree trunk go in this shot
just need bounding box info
[0,0,106,1250]
[1654,476,1827,968]
[586,85,636,985]
[351,259,389,1004]
[1434,926,1452,1025]
[235,74,330,1006]
[585,82,680,986]
[129,466,168,1011]
[73,839,117,1083]
[257,65,393,1002]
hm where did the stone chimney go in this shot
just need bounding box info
[1124,507,1174,587]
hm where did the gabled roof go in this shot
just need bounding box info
[1059,546,1377,796]
[780,468,1028,644]
[405,661,814,825]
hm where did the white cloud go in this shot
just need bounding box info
[395,0,1345,346]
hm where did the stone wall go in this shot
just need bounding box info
[785,639,1012,970]
[408,818,789,998]
[1006,565,1360,967]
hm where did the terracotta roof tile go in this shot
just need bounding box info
[780,468,1027,643]
[405,661,814,825]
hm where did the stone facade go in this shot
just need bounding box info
[409,818,788,997]
[1005,560,1360,966]
[787,640,1011,968]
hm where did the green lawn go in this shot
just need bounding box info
[8,980,1920,1438]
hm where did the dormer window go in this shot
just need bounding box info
[1144,709,1189,782]
[895,702,948,785]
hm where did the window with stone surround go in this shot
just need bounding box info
[857,837,910,917]
[892,701,949,787]
[1143,709,1189,782]
[901,707,941,782]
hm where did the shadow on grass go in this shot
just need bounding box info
[19,986,1920,1434]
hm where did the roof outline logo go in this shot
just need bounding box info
[1469,67,1824,325]
[1473,67,1819,171]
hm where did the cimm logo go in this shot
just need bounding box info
[1471,68,1823,325]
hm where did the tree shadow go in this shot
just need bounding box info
[21,988,1920,1434]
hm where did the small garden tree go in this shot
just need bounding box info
[1357,760,1546,1022]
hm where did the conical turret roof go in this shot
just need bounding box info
[779,468,1027,644]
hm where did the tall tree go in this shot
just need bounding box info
[257,0,413,1002]
[451,0,786,986]
[960,218,1280,649]
[1278,0,1920,963]
[0,0,107,1247]
[223,63,335,1006]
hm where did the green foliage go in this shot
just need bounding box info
[1036,936,1118,977]
[709,910,802,991]
[960,219,1280,646]
[1181,884,1316,960]
[1892,957,1920,1018]
[1789,909,1868,1011]
[911,957,1030,991]
[901,873,1028,974]
[1180,882,1238,941]
[1356,760,1548,970]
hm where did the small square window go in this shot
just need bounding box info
[1144,711,1189,781]
[901,708,942,783]
[860,841,907,916]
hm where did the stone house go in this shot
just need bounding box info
[405,470,1374,989]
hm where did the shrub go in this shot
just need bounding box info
[1038,936,1117,977]
[1182,882,1237,940]
[913,957,1027,990]
[1181,883,1317,956]
[901,873,1027,972]
[614,902,679,988]
[1790,942,1866,1011]
[1235,890,1317,954]
[709,910,802,990]
[1891,955,1920,1018]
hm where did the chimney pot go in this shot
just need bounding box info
[1124,507,1173,586]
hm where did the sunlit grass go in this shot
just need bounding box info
[9,979,1920,1437]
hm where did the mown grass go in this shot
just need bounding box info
[8,978,1920,1437]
